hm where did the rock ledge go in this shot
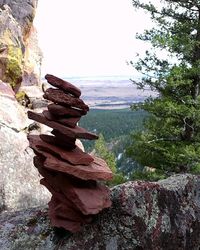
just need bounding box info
[0,174,199,250]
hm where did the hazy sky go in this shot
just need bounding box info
[34,0,153,78]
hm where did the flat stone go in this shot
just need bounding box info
[49,199,83,232]
[40,178,88,222]
[48,195,91,223]
[42,173,111,216]
[43,88,89,111]
[28,134,94,165]
[44,153,112,181]
[55,117,80,127]
[32,148,113,180]
[43,110,80,128]
[49,209,82,232]
[36,158,110,224]
[54,175,111,215]
[45,74,81,98]
[48,103,87,117]
[28,111,98,140]
[40,134,76,150]
[50,129,76,145]
[35,157,96,232]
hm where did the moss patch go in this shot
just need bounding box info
[0,29,23,90]
[15,90,30,107]
[5,45,23,89]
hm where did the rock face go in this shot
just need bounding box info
[0,0,48,212]
[27,74,113,233]
[0,174,199,250]
[0,0,42,90]
[0,81,50,211]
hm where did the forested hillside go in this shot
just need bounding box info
[79,108,148,174]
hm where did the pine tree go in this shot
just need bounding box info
[94,133,125,185]
[128,0,200,173]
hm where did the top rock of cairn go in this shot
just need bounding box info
[27,74,113,233]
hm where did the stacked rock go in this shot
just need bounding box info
[27,74,113,233]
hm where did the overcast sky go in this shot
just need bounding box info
[34,0,153,78]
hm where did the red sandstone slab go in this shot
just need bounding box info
[48,103,87,117]
[49,197,91,223]
[37,160,98,220]
[56,117,80,127]
[39,165,111,215]
[49,212,82,232]
[34,156,111,232]
[28,134,94,165]
[43,152,113,181]
[43,88,89,111]
[45,74,81,98]
[43,110,80,128]
[28,111,98,140]
[56,176,111,215]
[33,147,112,180]
[40,134,76,150]
[35,158,85,215]
[51,129,76,144]
[47,191,92,222]
[41,179,88,220]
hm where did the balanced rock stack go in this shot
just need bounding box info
[27,74,113,233]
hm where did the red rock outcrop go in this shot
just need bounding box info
[27,74,113,233]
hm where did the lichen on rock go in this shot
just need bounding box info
[0,0,42,90]
[0,174,199,250]
[0,5,24,90]
[4,45,23,90]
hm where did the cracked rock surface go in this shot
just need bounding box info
[0,174,199,250]
[0,81,50,211]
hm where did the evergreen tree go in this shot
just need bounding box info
[128,0,200,173]
[94,133,125,185]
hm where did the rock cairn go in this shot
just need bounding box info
[27,74,113,233]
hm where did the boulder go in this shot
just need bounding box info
[0,174,199,250]
[0,82,50,211]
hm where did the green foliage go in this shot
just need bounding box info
[128,0,200,173]
[5,45,23,89]
[94,133,126,186]
[80,109,147,151]
[191,163,200,174]
[15,91,26,102]
[79,109,147,175]
[130,168,166,182]
[95,133,116,173]
[111,135,142,175]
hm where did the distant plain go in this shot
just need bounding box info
[70,76,157,109]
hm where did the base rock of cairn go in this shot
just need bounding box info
[27,74,113,233]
